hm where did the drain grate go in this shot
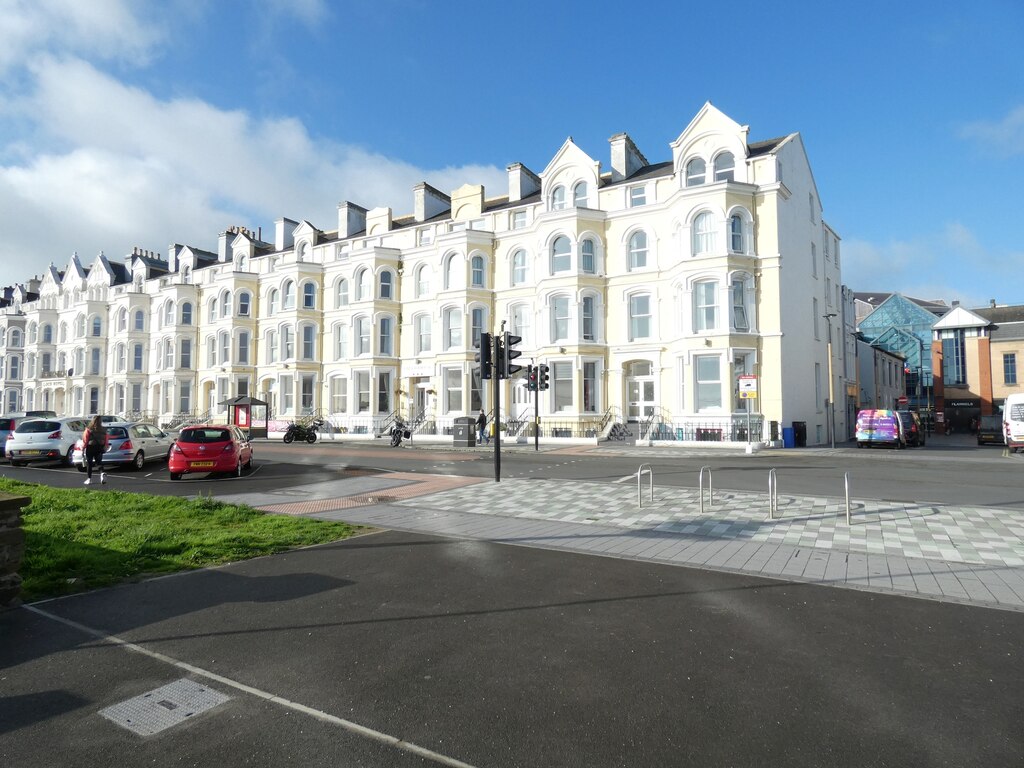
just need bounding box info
[99,678,230,736]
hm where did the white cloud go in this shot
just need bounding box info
[841,225,1020,310]
[265,0,329,26]
[0,0,162,75]
[0,56,507,280]
[959,106,1024,157]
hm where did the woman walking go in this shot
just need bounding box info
[82,415,107,485]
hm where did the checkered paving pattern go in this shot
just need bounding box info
[395,479,1024,568]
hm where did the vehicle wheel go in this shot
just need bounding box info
[169,472,181,481]
[132,451,145,470]
[306,432,317,444]
[65,446,76,466]
[77,464,86,473]
[11,460,26,467]
[283,432,295,444]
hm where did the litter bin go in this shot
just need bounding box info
[782,427,796,448]
[453,416,476,447]
[792,421,807,447]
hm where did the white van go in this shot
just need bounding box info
[1002,393,1024,451]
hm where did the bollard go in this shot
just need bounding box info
[768,468,778,519]
[844,471,852,525]
[698,466,713,514]
[637,464,654,508]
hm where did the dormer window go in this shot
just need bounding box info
[551,185,567,211]
[685,158,706,187]
[713,152,735,182]
[628,185,647,207]
[573,182,589,208]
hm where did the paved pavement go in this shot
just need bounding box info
[212,441,1024,613]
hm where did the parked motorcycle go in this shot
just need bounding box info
[390,420,410,447]
[283,418,324,444]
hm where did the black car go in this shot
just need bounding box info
[977,415,1004,446]
[895,410,925,447]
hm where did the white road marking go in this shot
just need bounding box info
[25,605,480,768]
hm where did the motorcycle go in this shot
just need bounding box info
[390,420,410,447]
[283,418,324,444]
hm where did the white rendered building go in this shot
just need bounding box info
[0,103,844,444]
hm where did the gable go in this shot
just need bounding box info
[859,294,942,343]
[933,305,989,330]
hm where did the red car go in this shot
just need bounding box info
[168,425,254,480]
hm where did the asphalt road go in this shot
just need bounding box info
[4,530,1022,767]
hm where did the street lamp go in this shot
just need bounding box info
[823,313,838,449]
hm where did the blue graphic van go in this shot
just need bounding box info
[855,409,904,449]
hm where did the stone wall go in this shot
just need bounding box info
[0,492,30,609]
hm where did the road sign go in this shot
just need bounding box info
[897,395,909,406]
[738,375,758,399]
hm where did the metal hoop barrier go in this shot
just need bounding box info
[698,466,713,514]
[844,471,852,525]
[768,468,778,519]
[637,464,654,508]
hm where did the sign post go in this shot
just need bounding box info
[738,375,758,452]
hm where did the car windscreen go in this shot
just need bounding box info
[16,420,60,433]
[178,429,231,443]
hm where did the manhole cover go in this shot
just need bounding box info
[99,678,230,736]
[352,495,396,504]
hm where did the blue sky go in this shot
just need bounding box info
[2,0,1022,308]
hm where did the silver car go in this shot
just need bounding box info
[72,422,175,471]
[7,417,89,466]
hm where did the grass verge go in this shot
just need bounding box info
[1,478,367,602]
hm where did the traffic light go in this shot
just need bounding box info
[500,331,523,379]
[526,364,537,391]
[475,332,493,380]
[538,363,550,391]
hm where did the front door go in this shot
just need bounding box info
[626,378,656,421]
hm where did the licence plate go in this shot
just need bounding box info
[190,461,216,469]
[23,450,42,456]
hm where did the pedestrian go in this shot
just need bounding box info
[477,409,489,445]
[82,414,107,485]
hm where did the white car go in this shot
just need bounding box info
[72,422,175,471]
[7,417,89,466]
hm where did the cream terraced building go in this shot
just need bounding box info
[0,103,845,444]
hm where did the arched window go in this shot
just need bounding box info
[692,212,716,255]
[134,310,145,331]
[302,282,316,309]
[91,316,102,337]
[443,308,462,349]
[731,275,753,332]
[628,231,648,270]
[301,324,316,359]
[551,236,571,273]
[236,292,250,317]
[182,265,191,283]
[27,323,36,344]
[581,239,596,274]
[581,294,597,341]
[693,280,719,331]
[219,290,231,318]
[75,316,85,338]
[59,323,68,343]
[268,289,279,315]
[115,344,126,373]
[236,254,247,272]
[443,255,459,290]
[282,326,295,359]
[336,279,349,307]
[42,324,53,344]
[266,330,278,363]
[685,158,706,187]
[550,296,570,341]
[378,316,393,356]
[414,314,431,354]
[297,242,309,262]
[511,249,527,285]
[133,343,144,371]
[9,329,21,347]
[117,309,127,332]
[713,152,735,182]
[379,271,393,300]
[730,214,745,253]
[237,331,249,364]
[355,317,371,355]
[207,298,217,322]
[470,256,484,288]
[283,280,296,310]
[415,266,429,298]
[573,182,589,208]
[470,307,484,349]
[551,185,566,211]
[356,269,370,300]
[334,324,349,360]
